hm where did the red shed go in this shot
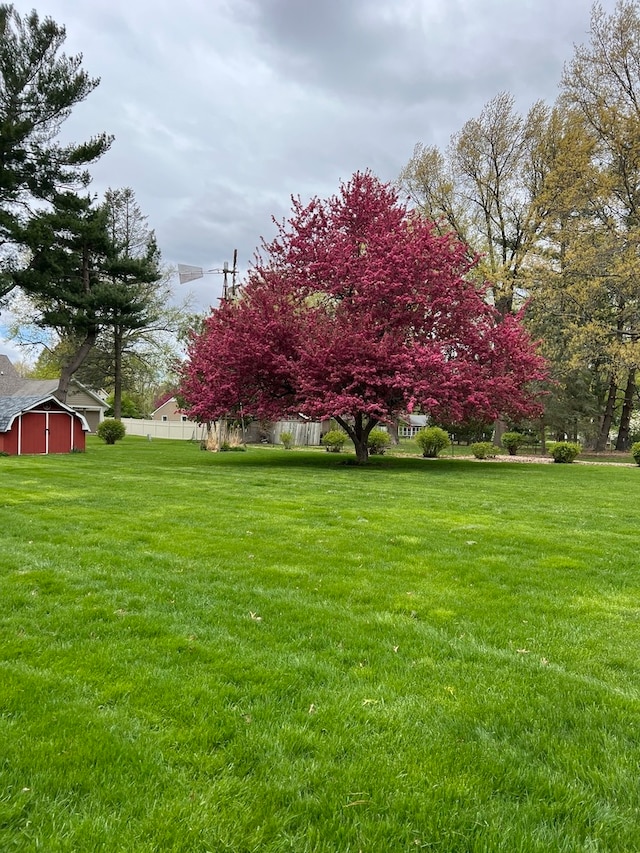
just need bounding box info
[0,395,89,455]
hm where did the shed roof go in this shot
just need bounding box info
[0,395,90,432]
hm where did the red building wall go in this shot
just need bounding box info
[1,404,86,455]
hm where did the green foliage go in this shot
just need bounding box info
[415,426,450,457]
[0,5,111,297]
[321,429,347,452]
[279,431,293,450]
[438,419,492,444]
[367,428,391,455]
[105,392,141,419]
[631,441,640,466]
[551,441,581,463]
[501,431,526,455]
[471,441,498,459]
[96,418,126,445]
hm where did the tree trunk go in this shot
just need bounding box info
[336,413,377,464]
[595,376,617,452]
[113,324,123,420]
[492,419,506,448]
[388,418,400,445]
[55,328,97,403]
[615,368,635,451]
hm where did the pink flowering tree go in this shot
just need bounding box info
[179,172,546,463]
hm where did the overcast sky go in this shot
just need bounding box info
[1,0,618,361]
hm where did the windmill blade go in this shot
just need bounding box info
[178,264,204,284]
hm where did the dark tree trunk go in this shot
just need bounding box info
[113,324,123,420]
[55,328,97,403]
[388,418,400,445]
[595,376,617,452]
[56,250,98,403]
[336,413,377,464]
[615,368,636,451]
[492,419,506,448]
[539,419,546,455]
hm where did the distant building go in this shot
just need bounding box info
[398,414,428,438]
[150,397,192,423]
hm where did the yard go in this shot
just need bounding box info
[1,437,639,852]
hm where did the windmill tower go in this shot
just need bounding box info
[178,249,239,302]
[178,249,243,451]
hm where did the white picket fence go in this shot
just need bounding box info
[121,418,206,441]
[120,418,323,446]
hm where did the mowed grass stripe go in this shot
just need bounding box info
[1,437,639,851]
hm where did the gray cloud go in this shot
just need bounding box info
[3,0,617,325]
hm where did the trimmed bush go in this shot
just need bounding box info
[415,426,450,458]
[279,431,293,450]
[471,441,498,459]
[321,429,347,452]
[96,418,126,445]
[368,428,391,455]
[501,431,526,456]
[631,441,640,465]
[551,441,581,463]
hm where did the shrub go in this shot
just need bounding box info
[368,428,391,455]
[471,441,498,459]
[631,441,640,465]
[280,431,294,450]
[321,429,347,452]
[96,418,126,445]
[501,431,526,455]
[415,426,449,458]
[220,442,246,452]
[551,441,581,463]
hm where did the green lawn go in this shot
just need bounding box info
[1,438,639,852]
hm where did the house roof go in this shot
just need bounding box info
[0,355,107,408]
[0,354,20,378]
[401,414,428,427]
[0,395,90,432]
[151,396,177,415]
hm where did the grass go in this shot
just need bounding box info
[1,436,640,851]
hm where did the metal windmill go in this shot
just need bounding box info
[178,249,240,302]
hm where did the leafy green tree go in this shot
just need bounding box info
[559,0,640,450]
[11,190,150,401]
[102,188,163,419]
[104,392,141,419]
[399,93,549,318]
[0,4,111,297]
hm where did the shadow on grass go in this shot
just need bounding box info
[193,446,556,478]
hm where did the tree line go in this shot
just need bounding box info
[398,1,640,450]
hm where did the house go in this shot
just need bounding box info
[150,396,191,423]
[0,394,89,455]
[398,414,428,438]
[0,355,107,432]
